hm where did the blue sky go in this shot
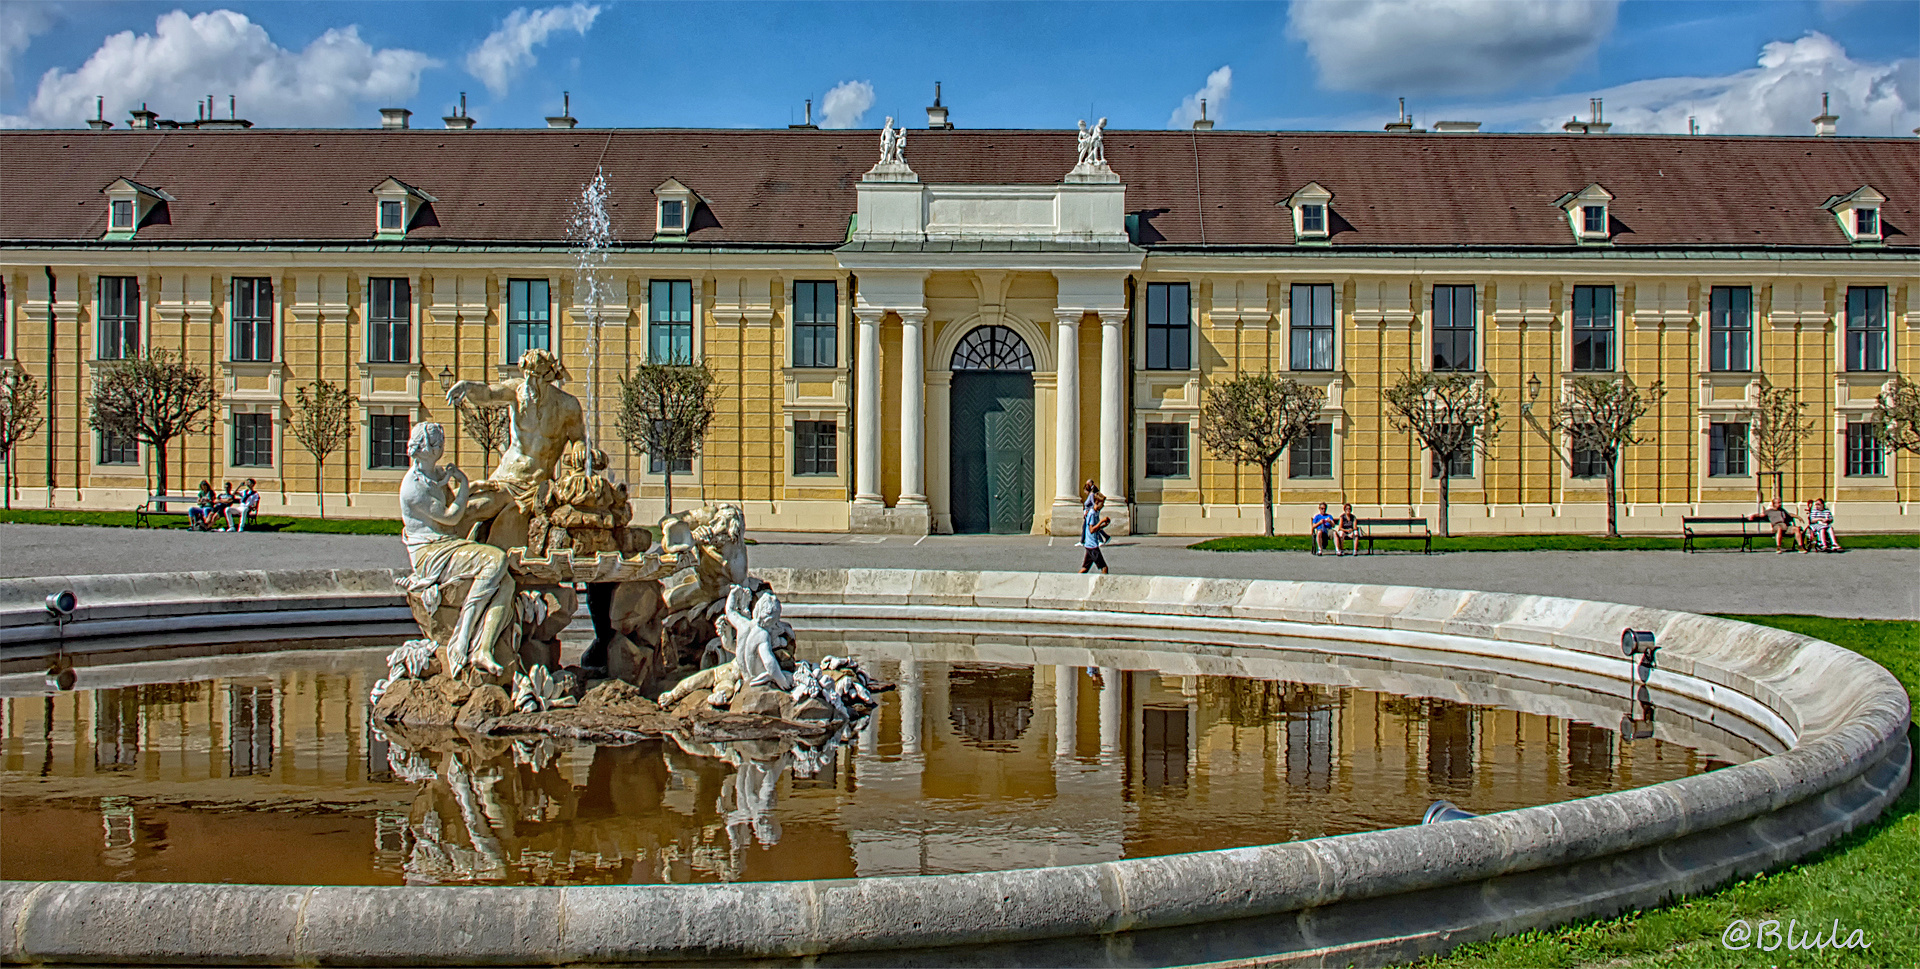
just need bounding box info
[2,1,1915,135]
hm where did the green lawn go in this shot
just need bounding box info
[1190,533,1920,553]
[0,507,403,534]
[1407,616,1918,969]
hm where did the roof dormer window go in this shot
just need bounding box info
[1823,185,1884,244]
[100,177,174,241]
[1284,181,1334,243]
[654,178,702,240]
[369,176,436,240]
[1555,183,1613,243]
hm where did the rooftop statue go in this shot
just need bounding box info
[1075,117,1108,170]
[444,348,586,549]
[879,116,907,166]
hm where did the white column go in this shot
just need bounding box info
[898,311,927,506]
[1055,665,1079,760]
[899,657,923,757]
[1054,311,1082,508]
[1098,312,1126,503]
[1098,665,1123,762]
[854,311,883,505]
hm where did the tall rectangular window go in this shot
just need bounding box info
[230,277,274,362]
[1430,428,1474,478]
[98,276,139,360]
[1571,428,1607,479]
[369,415,409,469]
[97,430,137,466]
[368,277,411,364]
[1144,282,1191,371]
[1709,286,1752,372]
[1145,422,1189,478]
[1846,286,1887,372]
[1846,423,1885,477]
[649,280,694,364]
[1709,422,1749,476]
[233,413,272,467]
[1572,285,1614,371]
[1431,284,1475,372]
[793,420,837,475]
[648,418,694,474]
[1289,283,1335,371]
[792,280,838,368]
[1289,423,1334,479]
[505,278,550,361]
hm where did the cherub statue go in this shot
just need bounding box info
[396,422,515,678]
[728,588,793,691]
[1076,117,1107,169]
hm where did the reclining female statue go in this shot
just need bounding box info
[399,422,516,678]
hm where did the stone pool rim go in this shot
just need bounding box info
[0,567,1909,968]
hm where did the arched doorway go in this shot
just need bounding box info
[949,326,1035,534]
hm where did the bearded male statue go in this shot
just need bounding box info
[445,348,587,549]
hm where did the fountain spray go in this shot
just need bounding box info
[569,167,614,460]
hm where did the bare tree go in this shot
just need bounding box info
[1383,372,1502,538]
[458,401,510,477]
[290,378,355,519]
[1751,383,1816,505]
[1536,375,1666,538]
[1870,374,1920,457]
[1198,374,1327,537]
[0,369,47,510]
[87,349,217,496]
[616,363,717,514]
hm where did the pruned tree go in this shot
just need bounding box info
[1197,373,1326,537]
[87,349,217,496]
[616,363,718,514]
[1751,383,1816,505]
[1383,372,1503,538]
[458,401,511,477]
[1541,375,1666,538]
[291,378,355,519]
[0,368,47,510]
[1870,374,1920,457]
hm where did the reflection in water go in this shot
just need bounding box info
[0,639,1755,886]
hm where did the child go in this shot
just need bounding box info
[1079,493,1111,574]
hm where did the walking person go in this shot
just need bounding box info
[1079,492,1112,574]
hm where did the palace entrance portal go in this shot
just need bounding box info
[948,326,1035,534]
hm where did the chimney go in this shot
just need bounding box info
[88,96,112,130]
[1192,97,1214,131]
[443,92,475,130]
[545,92,577,129]
[1563,98,1611,134]
[1688,116,1698,135]
[926,82,952,129]
[1385,97,1414,133]
[789,97,818,129]
[128,103,158,130]
[1812,92,1838,136]
[380,107,412,129]
[1431,120,1480,133]
[199,93,252,129]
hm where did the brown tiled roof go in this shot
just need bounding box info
[2,128,1914,249]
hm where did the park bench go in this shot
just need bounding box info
[135,493,202,528]
[1680,515,1766,553]
[1354,517,1432,555]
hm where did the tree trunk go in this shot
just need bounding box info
[154,439,169,495]
[1437,459,1452,538]
[4,452,11,510]
[316,458,325,519]
[663,469,673,516]
[1260,462,1275,537]
[1605,454,1620,538]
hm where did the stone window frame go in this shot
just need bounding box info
[370,177,435,240]
[504,277,553,364]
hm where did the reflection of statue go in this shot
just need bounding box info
[444,349,587,548]
[398,423,516,678]
[1075,117,1107,169]
[878,116,906,166]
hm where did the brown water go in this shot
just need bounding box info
[0,635,1747,886]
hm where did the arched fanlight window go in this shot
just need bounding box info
[950,325,1035,372]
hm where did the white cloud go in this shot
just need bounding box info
[1431,32,1918,136]
[820,79,874,128]
[1168,65,1231,129]
[1288,0,1619,96]
[0,1,60,97]
[1,9,437,129]
[465,2,601,98]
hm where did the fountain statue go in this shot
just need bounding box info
[372,352,884,746]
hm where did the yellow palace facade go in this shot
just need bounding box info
[1,121,1914,535]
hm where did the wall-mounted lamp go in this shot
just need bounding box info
[44,590,76,621]
[1526,372,1542,401]
[436,364,456,392]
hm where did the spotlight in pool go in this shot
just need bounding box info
[1422,799,1478,824]
[44,590,77,620]
[1621,628,1657,659]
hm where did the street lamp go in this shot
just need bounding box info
[436,364,455,393]
[1526,372,1542,402]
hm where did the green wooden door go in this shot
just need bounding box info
[950,371,1034,534]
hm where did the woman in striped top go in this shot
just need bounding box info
[1806,498,1841,552]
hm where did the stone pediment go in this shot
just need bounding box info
[852,180,1128,245]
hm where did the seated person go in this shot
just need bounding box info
[1334,503,1360,555]
[187,480,217,531]
[1757,498,1807,553]
[1309,502,1336,555]
[226,478,260,532]
[1806,498,1841,551]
